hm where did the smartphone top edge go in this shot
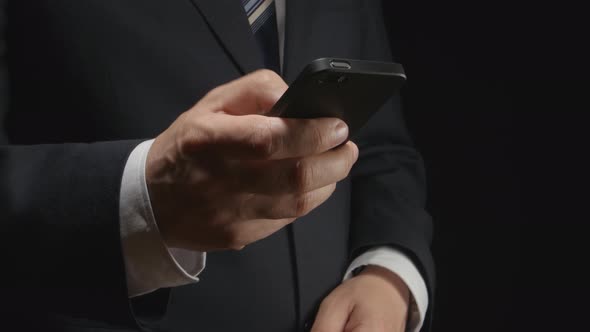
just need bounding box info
[306,57,405,77]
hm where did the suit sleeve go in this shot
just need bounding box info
[349,0,435,329]
[0,2,140,326]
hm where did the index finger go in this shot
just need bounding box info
[212,114,350,160]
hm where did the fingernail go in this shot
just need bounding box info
[333,120,349,144]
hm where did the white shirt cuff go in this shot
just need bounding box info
[119,139,206,298]
[344,246,429,332]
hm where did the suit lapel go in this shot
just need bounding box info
[187,0,263,74]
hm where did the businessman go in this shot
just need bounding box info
[0,0,434,331]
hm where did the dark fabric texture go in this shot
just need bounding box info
[0,0,434,331]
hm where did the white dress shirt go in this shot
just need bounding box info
[118,1,428,331]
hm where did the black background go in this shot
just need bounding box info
[384,0,588,331]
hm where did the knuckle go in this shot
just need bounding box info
[203,85,224,102]
[237,193,256,219]
[294,193,312,217]
[222,228,243,249]
[269,200,291,220]
[254,69,280,85]
[319,295,338,310]
[289,159,310,194]
[177,118,207,156]
[309,121,326,148]
[248,118,278,158]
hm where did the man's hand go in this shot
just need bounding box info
[146,70,358,251]
[311,265,410,332]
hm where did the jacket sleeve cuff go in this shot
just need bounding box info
[119,139,206,298]
[344,246,428,332]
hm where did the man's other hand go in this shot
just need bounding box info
[146,70,358,251]
[311,265,410,332]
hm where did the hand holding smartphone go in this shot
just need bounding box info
[269,58,406,138]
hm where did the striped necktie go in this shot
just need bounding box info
[242,0,280,73]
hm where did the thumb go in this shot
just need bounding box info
[310,297,352,332]
[199,69,287,116]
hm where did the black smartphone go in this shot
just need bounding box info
[269,58,406,137]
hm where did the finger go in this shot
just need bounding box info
[199,69,288,115]
[196,114,349,160]
[236,141,358,194]
[311,294,352,332]
[237,184,337,220]
[269,117,349,159]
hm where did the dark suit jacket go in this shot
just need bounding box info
[0,0,434,331]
